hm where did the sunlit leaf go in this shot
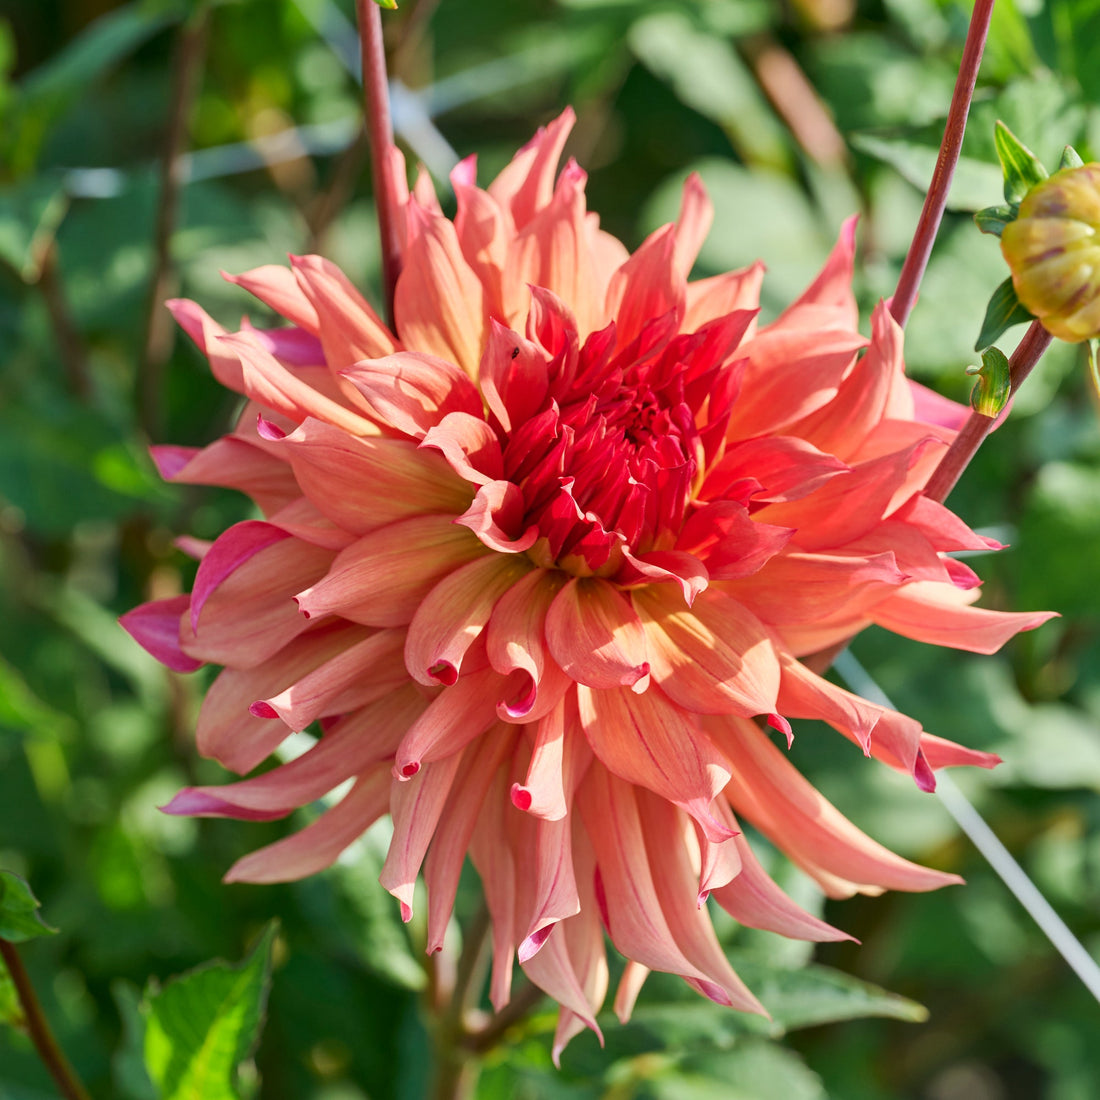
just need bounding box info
[995,120,1048,204]
[143,922,277,1100]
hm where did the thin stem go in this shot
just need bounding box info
[36,241,91,401]
[923,320,1054,503]
[138,6,210,440]
[356,0,404,327]
[0,940,93,1100]
[464,982,546,1055]
[890,0,995,328]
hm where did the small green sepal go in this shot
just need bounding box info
[1060,145,1085,170]
[995,121,1048,204]
[0,872,58,943]
[974,203,1016,237]
[1087,339,1100,401]
[372,0,398,7]
[966,347,1012,417]
[975,276,1035,351]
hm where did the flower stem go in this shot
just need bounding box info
[923,319,1054,503]
[0,940,93,1100]
[890,0,995,328]
[356,0,404,328]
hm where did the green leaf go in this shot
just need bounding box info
[976,276,1034,351]
[112,982,158,1100]
[654,1041,827,1100]
[0,176,69,282]
[1060,145,1085,169]
[995,120,1048,204]
[0,872,58,943]
[143,922,278,1100]
[729,959,929,1032]
[7,2,186,173]
[1088,338,1100,400]
[851,133,1003,211]
[629,11,790,170]
[967,346,1013,417]
[0,955,27,1032]
[974,202,1017,237]
[0,654,77,742]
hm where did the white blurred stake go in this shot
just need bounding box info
[834,648,1100,1004]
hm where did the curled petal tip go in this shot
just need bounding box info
[510,783,533,812]
[427,660,459,686]
[913,751,937,792]
[768,713,794,748]
[256,414,286,440]
[249,701,279,720]
[399,902,413,923]
[396,760,421,780]
[517,924,554,963]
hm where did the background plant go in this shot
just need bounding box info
[1,0,1099,1097]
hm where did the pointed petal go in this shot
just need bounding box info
[870,581,1057,654]
[394,201,485,375]
[295,515,487,627]
[634,585,780,717]
[392,665,504,778]
[119,596,202,672]
[546,577,650,691]
[276,417,472,535]
[289,253,397,363]
[712,826,853,942]
[182,533,333,669]
[341,351,483,439]
[707,715,962,896]
[224,767,391,883]
[577,684,732,842]
[260,628,408,731]
[379,750,465,918]
[223,264,320,331]
[405,554,535,686]
[424,726,513,952]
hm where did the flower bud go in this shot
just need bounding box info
[1001,163,1100,342]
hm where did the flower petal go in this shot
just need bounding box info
[277,417,472,535]
[577,684,732,843]
[405,554,535,686]
[394,201,486,375]
[869,581,1057,654]
[708,715,962,897]
[224,767,391,884]
[119,596,202,673]
[634,585,780,717]
[341,350,483,439]
[546,577,650,692]
[295,515,488,627]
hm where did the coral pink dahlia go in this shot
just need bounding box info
[122,110,1052,1055]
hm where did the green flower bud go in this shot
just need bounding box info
[1001,163,1100,342]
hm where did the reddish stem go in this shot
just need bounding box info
[923,320,1054,503]
[890,0,995,328]
[356,0,404,328]
[0,940,92,1100]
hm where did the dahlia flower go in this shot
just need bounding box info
[123,110,1052,1056]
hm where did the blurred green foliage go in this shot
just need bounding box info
[1,0,1100,1097]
